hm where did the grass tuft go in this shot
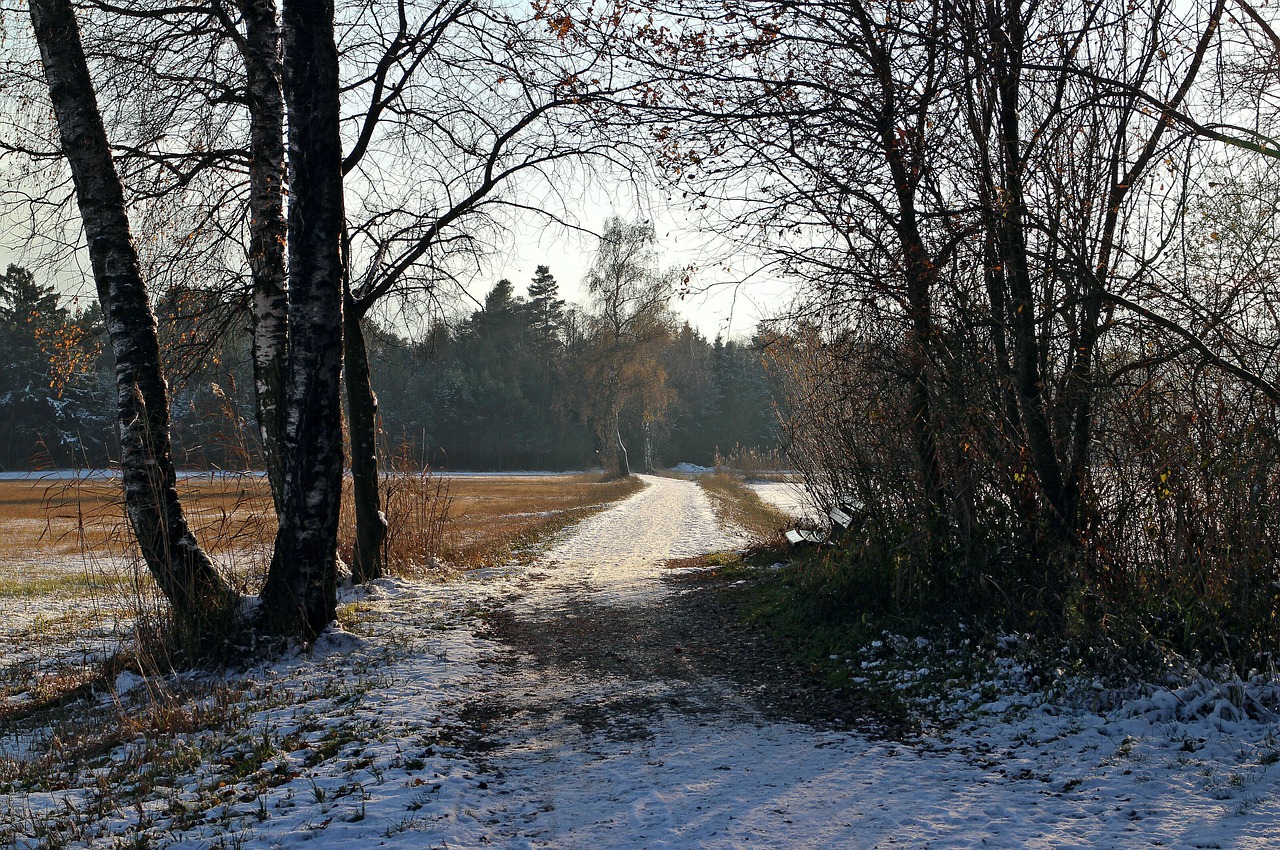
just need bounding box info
[695,473,792,542]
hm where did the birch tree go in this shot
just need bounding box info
[26,0,239,643]
[218,0,290,511]
[580,218,677,479]
[258,0,347,639]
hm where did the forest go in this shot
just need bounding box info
[0,257,779,474]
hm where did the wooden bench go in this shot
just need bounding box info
[784,528,826,546]
[784,500,862,548]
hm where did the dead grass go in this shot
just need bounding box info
[0,471,644,581]
[0,571,133,598]
[0,476,276,562]
[697,473,792,542]
[441,473,645,568]
[0,674,246,808]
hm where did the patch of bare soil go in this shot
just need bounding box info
[461,566,902,754]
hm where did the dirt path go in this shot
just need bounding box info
[455,475,880,845]
[425,476,1280,850]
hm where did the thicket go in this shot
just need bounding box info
[563,0,1280,672]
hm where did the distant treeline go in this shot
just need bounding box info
[368,270,781,471]
[0,263,780,472]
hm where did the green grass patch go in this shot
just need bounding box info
[336,600,382,634]
[0,571,132,599]
[715,540,1027,730]
[732,562,913,724]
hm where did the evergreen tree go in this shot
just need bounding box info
[0,266,111,468]
[0,266,66,467]
[527,265,566,347]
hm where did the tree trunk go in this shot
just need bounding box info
[989,1,1070,533]
[903,255,950,539]
[616,426,631,478]
[260,0,345,640]
[239,0,289,511]
[344,289,386,583]
[642,419,654,472]
[858,5,951,548]
[27,0,237,632]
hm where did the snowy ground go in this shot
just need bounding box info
[0,551,141,710]
[750,479,823,524]
[4,474,1280,848]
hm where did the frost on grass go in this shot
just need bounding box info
[1,576,500,849]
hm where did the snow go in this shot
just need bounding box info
[532,474,747,603]
[670,462,714,473]
[4,475,1280,848]
[0,553,141,687]
[750,480,824,523]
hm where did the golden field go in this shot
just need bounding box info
[0,472,644,593]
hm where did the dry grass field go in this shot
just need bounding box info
[0,471,645,594]
[691,473,794,542]
[0,471,646,719]
[0,476,269,561]
[423,474,644,569]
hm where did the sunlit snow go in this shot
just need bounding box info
[4,475,1278,848]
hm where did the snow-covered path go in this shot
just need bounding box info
[527,473,747,602]
[8,474,1280,849]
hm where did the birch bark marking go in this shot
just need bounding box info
[27,0,237,628]
[240,0,290,511]
[260,0,346,639]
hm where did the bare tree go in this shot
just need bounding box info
[579,218,677,478]
[25,0,238,642]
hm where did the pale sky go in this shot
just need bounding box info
[477,204,793,341]
[1,189,794,343]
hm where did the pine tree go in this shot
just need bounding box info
[0,266,68,467]
[527,265,566,347]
